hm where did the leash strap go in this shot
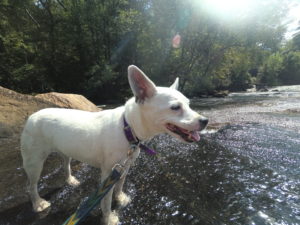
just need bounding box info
[62,169,122,225]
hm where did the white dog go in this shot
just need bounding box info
[21,65,208,225]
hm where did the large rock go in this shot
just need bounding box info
[36,92,100,112]
[0,87,100,136]
[0,87,57,135]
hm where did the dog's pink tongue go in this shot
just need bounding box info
[191,131,200,142]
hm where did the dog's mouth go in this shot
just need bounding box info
[166,123,200,143]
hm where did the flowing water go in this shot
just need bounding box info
[0,86,300,225]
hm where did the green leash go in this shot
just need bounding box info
[62,167,123,225]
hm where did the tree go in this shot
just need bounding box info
[258,52,284,86]
[0,0,294,101]
[279,51,300,84]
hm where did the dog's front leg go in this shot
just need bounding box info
[101,171,119,225]
[114,171,131,208]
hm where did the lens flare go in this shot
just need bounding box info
[172,34,181,48]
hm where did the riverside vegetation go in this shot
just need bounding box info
[0,0,300,102]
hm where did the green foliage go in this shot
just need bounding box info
[258,52,284,86]
[257,39,300,87]
[227,50,252,91]
[279,51,300,84]
[0,0,296,102]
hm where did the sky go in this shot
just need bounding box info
[200,0,300,40]
[284,0,300,39]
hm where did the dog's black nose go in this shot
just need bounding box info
[199,117,208,129]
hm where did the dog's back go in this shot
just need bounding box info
[21,107,126,167]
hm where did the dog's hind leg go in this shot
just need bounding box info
[21,144,51,212]
[61,155,80,186]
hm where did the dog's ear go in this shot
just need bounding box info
[170,77,179,90]
[128,65,157,103]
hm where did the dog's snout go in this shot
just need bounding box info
[199,117,208,130]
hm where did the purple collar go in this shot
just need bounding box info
[123,116,156,155]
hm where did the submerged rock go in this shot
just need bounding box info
[212,90,229,98]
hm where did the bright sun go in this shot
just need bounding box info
[202,0,253,17]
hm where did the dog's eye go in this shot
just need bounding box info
[170,105,181,111]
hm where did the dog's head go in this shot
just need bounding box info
[127,65,208,143]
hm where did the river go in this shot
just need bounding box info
[0,86,299,225]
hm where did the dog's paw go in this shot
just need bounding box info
[33,198,51,212]
[116,191,131,208]
[102,211,119,225]
[66,175,80,186]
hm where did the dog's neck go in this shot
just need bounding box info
[124,98,159,141]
